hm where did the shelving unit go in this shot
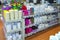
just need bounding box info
[3,13,24,40]
[2,6,24,40]
[1,0,59,40]
[24,3,59,37]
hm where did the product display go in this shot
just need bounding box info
[2,1,24,40]
[1,0,59,40]
[6,32,22,40]
[23,1,59,37]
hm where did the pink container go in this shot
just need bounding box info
[25,27,33,34]
[25,19,30,26]
[29,27,33,33]
[25,28,29,34]
[25,19,32,26]
[23,10,29,16]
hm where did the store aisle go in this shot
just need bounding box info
[26,24,60,40]
[0,20,60,40]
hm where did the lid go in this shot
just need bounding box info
[22,5,27,10]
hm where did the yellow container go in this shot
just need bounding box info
[3,10,10,21]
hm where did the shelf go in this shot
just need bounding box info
[5,20,22,23]
[37,11,58,16]
[25,22,59,37]
[23,10,58,18]
[25,28,45,37]
[25,32,33,37]
[44,10,58,14]
[23,15,34,18]
[6,29,21,34]
[25,17,58,28]
[25,24,36,28]
[48,23,58,27]
[47,17,58,21]
[25,29,38,37]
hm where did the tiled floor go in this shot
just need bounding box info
[0,20,60,40]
